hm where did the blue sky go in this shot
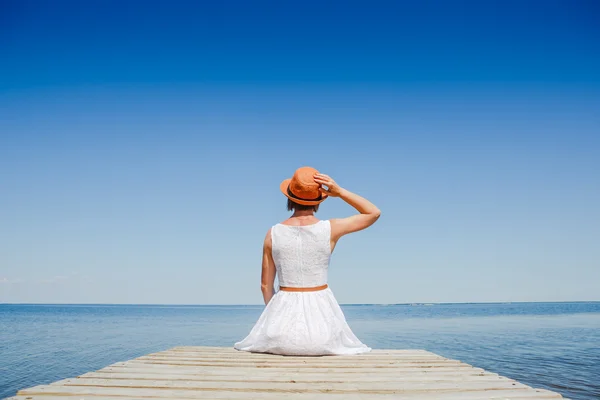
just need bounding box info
[1,1,599,304]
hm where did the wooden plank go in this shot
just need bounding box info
[49,377,531,392]
[100,365,491,376]
[169,347,439,356]
[86,370,503,381]
[126,359,470,369]
[158,353,444,360]
[101,362,488,373]
[144,351,453,359]
[144,353,450,362]
[136,357,463,367]
[14,386,563,399]
[162,350,438,356]
[6,392,563,400]
[136,355,450,363]
[104,361,489,374]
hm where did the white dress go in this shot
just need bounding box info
[234,220,371,356]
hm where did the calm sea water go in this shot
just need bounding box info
[1,302,599,399]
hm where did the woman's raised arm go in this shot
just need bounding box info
[313,173,381,246]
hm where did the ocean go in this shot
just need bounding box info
[1,302,599,399]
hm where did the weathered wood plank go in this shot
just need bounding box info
[168,347,441,357]
[14,386,563,399]
[143,351,453,359]
[140,355,453,363]
[49,376,530,392]
[6,393,563,400]
[127,359,471,368]
[135,359,463,368]
[85,371,504,381]
[102,363,489,375]
[135,356,452,365]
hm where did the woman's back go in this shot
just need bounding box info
[271,220,331,288]
[234,167,379,355]
[235,218,369,355]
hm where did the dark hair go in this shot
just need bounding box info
[287,199,319,212]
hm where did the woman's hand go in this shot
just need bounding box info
[314,173,343,197]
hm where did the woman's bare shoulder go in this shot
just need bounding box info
[263,227,273,248]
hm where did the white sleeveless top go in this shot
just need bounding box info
[234,218,371,355]
[271,220,331,288]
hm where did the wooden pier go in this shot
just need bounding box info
[7,346,565,399]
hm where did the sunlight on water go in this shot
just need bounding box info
[1,302,599,399]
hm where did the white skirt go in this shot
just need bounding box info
[234,288,371,356]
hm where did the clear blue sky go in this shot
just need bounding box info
[1,1,599,304]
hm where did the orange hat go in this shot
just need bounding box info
[280,166,328,205]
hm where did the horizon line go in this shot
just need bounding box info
[2,300,599,307]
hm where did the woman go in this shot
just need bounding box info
[234,166,381,356]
